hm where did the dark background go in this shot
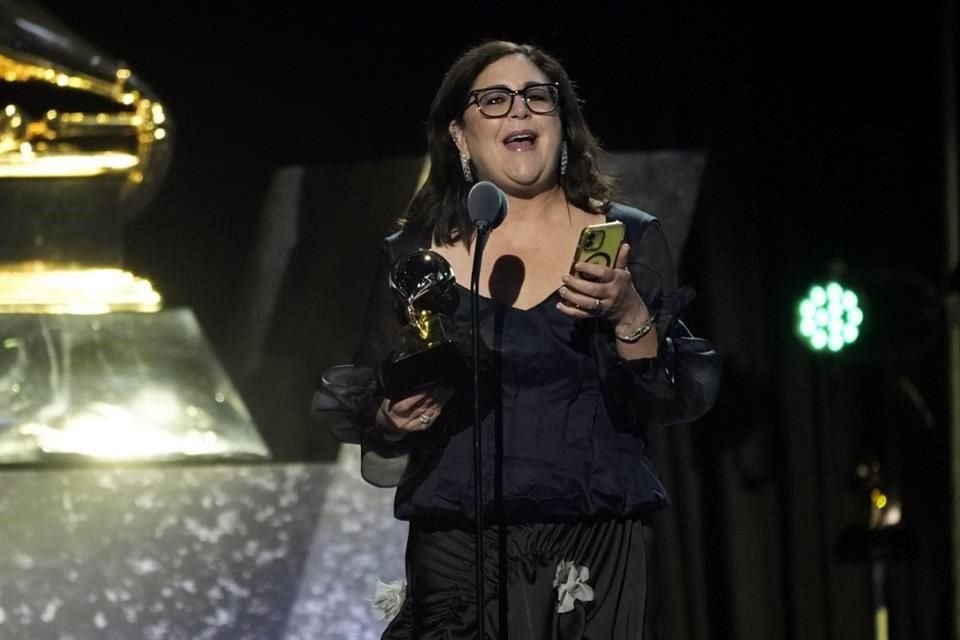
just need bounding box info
[27,1,955,638]
[41,2,945,347]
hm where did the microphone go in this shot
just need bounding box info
[464,180,506,639]
[467,181,507,231]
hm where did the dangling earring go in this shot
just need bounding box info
[460,151,474,184]
[559,140,569,177]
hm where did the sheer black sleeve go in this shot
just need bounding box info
[311,238,412,487]
[602,205,721,427]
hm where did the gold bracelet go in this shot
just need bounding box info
[615,314,657,343]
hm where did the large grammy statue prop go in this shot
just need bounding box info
[0,1,268,462]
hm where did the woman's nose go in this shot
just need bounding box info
[509,95,532,118]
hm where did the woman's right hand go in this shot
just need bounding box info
[376,387,455,438]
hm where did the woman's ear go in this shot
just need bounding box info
[448,121,468,157]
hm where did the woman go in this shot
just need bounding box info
[313,40,720,639]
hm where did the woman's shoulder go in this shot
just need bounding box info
[383,223,431,259]
[606,201,659,226]
[605,202,663,246]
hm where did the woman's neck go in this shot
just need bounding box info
[499,185,571,230]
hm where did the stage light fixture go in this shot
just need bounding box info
[796,281,865,353]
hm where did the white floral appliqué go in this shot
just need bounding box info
[553,560,595,614]
[372,579,406,622]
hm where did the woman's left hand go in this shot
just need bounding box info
[557,243,652,331]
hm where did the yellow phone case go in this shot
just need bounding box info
[570,220,626,274]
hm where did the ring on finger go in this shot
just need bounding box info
[418,413,432,424]
[594,298,603,314]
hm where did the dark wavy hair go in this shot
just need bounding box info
[400,40,615,245]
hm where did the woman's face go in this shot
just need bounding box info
[450,54,563,197]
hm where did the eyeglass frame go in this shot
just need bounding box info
[464,82,561,118]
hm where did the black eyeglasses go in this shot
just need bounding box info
[465,82,560,118]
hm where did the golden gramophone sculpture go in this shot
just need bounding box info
[0,1,269,462]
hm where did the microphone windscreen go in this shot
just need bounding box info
[467,181,507,230]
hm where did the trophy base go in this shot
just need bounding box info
[380,341,467,401]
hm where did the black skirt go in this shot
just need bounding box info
[383,517,664,640]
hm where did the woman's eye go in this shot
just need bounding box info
[480,93,507,106]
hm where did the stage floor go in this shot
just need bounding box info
[0,447,406,640]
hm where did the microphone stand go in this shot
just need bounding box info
[470,221,492,640]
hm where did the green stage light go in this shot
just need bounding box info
[797,282,864,353]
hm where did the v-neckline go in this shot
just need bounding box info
[453,282,559,313]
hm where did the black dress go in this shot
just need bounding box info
[313,203,721,639]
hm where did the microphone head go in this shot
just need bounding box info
[467,181,507,230]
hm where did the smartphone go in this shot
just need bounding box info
[570,221,626,275]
